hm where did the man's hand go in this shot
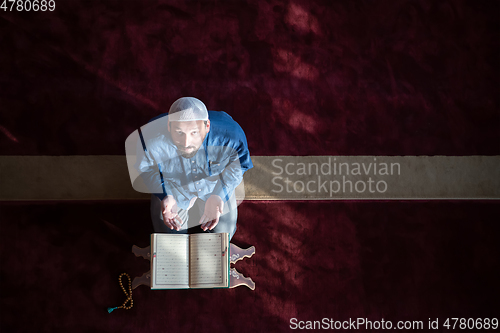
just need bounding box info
[199,195,224,231]
[161,195,183,231]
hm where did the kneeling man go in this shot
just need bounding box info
[127,97,252,240]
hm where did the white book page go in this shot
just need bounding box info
[152,234,189,289]
[189,233,228,288]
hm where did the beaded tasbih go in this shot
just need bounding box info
[107,273,133,313]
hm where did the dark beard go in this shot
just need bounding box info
[179,148,199,159]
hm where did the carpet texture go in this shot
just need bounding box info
[0,0,498,156]
[0,0,499,332]
[1,201,499,332]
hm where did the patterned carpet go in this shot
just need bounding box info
[0,1,498,332]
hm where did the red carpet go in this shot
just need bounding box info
[1,201,499,332]
[1,1,499,332]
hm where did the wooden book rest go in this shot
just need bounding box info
[131,243,256,290]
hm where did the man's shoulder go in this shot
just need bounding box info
[208,110,234,122]
[139,114,173,152]
[147,112,169,124]
[208,110,245,132]
[207,111,246,142]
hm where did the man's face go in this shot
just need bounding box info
[168,120,210,158]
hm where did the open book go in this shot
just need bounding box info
[150,233,229,289]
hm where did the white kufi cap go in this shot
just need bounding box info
[168,97,208,122]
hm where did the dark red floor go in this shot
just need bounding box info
[1,200,498,332]
[1,1,499,332]
[0,1,498,157]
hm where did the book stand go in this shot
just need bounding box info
[131,243,256,290]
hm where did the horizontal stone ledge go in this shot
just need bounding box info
[0,155,498,201]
